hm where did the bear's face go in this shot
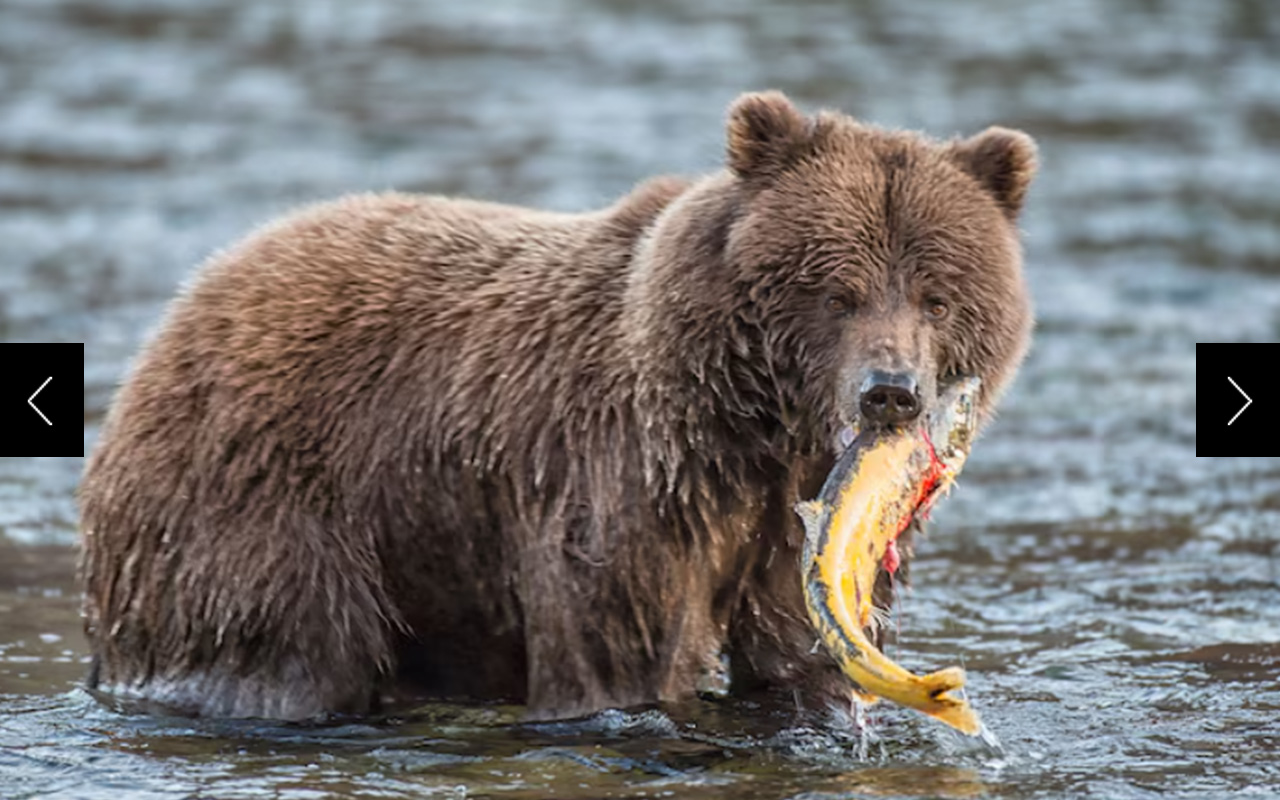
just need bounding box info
[723,92,1036,445]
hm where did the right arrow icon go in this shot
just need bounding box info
[1227,376,1252,426]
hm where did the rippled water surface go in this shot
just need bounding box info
[2,0,1279,797]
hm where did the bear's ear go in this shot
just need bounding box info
[726,91,812,178]
[949,127,1038,220]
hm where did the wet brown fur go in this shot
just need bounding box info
[79,92,1036,721]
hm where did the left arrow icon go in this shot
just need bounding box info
[1227,376,1252,426]
[28,376,52,426]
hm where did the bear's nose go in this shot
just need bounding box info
[859,371,922,428]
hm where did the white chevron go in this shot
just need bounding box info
[1227,376,1251,427]
[27,376,52,426]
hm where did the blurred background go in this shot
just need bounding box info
[1,0,1278,798]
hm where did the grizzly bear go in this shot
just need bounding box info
[79,91,1035,722]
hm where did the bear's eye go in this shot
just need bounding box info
[824,295,854,317]
[925,299,950,320]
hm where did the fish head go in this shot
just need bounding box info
[925,375,982,477]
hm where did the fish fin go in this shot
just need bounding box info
[794,499,826,532]
[795,499,828,565]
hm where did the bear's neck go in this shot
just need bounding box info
[619,174,810,496]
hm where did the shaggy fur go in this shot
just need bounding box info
[79,91,1036,721]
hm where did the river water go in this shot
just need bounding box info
[2,0,1279,797]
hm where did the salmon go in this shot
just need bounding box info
[796,377,982,735]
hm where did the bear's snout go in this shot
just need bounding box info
[858,370,923,429]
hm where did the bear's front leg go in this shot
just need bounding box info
[513,525,726,720]
[516,539,633,719]
[723,483,859,718]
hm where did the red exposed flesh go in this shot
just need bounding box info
[881,427,948,575]
[883,539,901,575]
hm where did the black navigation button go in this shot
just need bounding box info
[3,344,84,457]
[1196,343,1278,456]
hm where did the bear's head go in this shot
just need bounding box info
[631,91,1035,457]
